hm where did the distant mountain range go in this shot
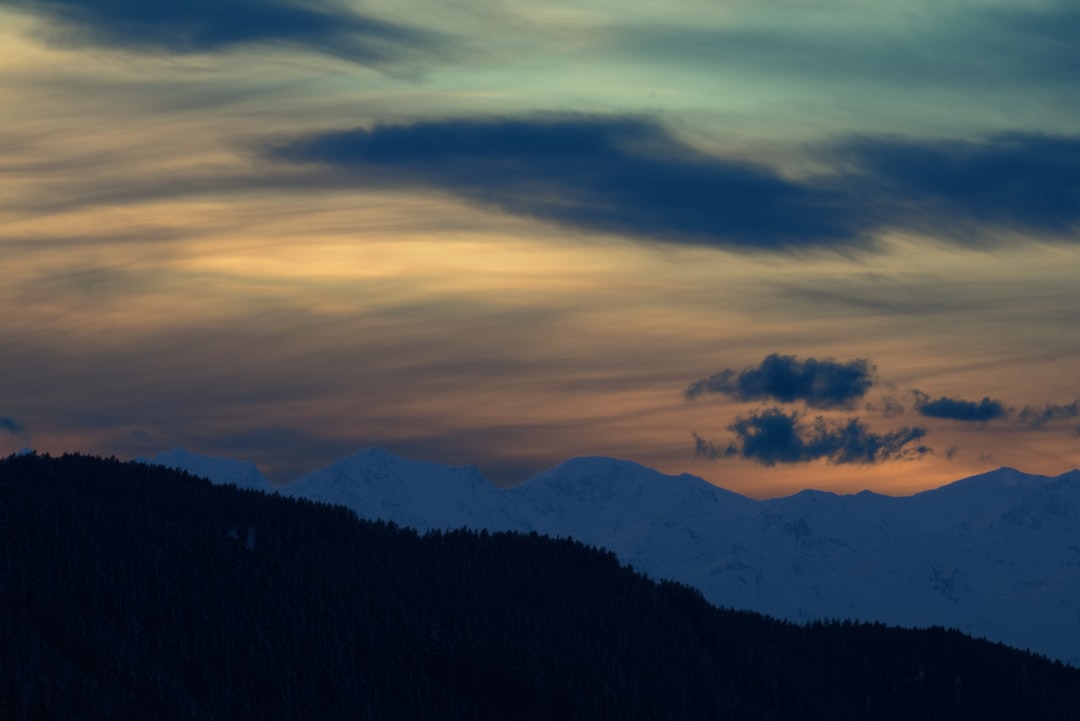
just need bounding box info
[142,447,1080,666]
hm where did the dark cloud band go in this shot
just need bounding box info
[833,133,1080,238]
[268,116,1080,251]
[693,407,929,466]
[1,0,445,66]
[267,116,865,251]
[686,354,874,409]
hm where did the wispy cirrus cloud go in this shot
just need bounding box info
[693,407,929,466]
[685,353,875,409]
[612,2,1080,95]
[0,0,449,67]
[865,394,906,418]
[1016,400,1080,430]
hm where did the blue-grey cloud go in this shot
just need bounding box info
[693,407,929,466]
[832,133,1080,239]
[615,3,1080,93]
[913,392,1009,422]
[1,416,26,434]
[1,0,446,66]
[266,116,865,251]
[1017,400,1080,429]
[686,354,874,409]
[268,116,1080,250]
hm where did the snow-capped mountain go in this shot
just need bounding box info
[139,448,276,494]
[508,457,757,592]
[134,446,1080,666]
[691,468,1080,666]
[281,447,530,533]
[509,456,755,540]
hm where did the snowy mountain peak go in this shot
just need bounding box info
[343,446,397,464]
[509,456,753,545]
[997,471,1080,530]
[520,456,747,502]
[323,447,488,484]
[521,456,663,501]
[280,448,526,533]
[790,488,840,500]
[138,448,275,494]
[929,466,1049,492]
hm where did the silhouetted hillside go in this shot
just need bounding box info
[3,452,1079,720]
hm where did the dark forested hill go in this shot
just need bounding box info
[3,453,1079,720]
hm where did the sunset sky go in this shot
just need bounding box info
[2,0,1078,497]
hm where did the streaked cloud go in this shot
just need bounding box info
[0,0,449,67]
[865,395,906,418]
[267,115,863,251]
[685,354,874,409]
[1017,400,1080,430]
[612,2,1080,97]
[831,133,1080,241]
[268,116,1080,251]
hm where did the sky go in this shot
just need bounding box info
[1,0,1078,497]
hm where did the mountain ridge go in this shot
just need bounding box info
[138,444,1079,501]
[132,446,1080,666]
[10,451,1080,720]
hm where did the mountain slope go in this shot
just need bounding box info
[6,452,1080,720]
[277,450,1080,666]
[135,447,1080,666]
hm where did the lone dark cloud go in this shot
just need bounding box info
[693,407,928,466]
[1017,400,1080,429]
[267,116,865,251]
[1,0,444,66]
[685,354,874,409]
[832,133,1080,239]
[1,416,26,434]
[913,392,1008,422]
